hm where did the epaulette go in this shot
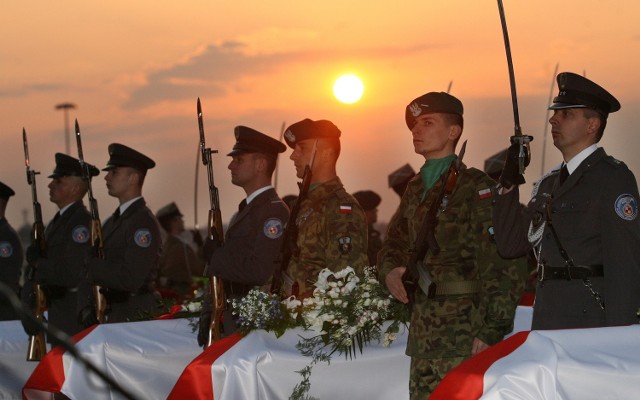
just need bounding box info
[603,155,624,168]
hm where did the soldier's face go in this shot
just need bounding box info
[228,153,258,188]
[289,139,315,179]
[48,176,81,208]
[104,167,135,198]
[549,108,598,158]
[411,113,456,160]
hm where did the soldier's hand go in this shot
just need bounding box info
[385,266,409,304]
[499,140,531,189]
[472,337,490,356]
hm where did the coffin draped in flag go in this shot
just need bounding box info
[169,324,412,399]
[432,324,640,399]
[22,319,201,400]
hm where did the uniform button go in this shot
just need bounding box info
[582,308,588,313]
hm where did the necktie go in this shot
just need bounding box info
[52,211,61,225]
[559,164,569,186]
[238,199,247,213]
[113,207,121,221]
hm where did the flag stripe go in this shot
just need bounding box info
[430,331,530,399]
[168,333,243,400]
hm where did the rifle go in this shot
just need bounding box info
[197,98,225,347]
[270,140,318,297]
[496,0,532,173]
[75,120,107,323]
[22,128,47,361]
[402,141,466,311]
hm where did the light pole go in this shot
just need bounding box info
[55,103,76,154]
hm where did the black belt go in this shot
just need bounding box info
[538,264,603,281]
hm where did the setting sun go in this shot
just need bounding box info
[333,74,364,104]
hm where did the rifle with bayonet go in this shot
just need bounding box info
[22,128,47,361]
[75,119,107,323]
[496,0,533,185]
[270,140,318,297]
[197,98,225,347]
[402,141,467,311]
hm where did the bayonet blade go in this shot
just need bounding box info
[23,128,30,168]
[455,140,467,170]
[75,119,85,162]
[197,98,207,165]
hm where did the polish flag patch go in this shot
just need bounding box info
[478,188,492,199]
[340,205,352,213]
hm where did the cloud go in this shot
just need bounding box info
[123,39,439,109]
[0,83,62,97]
[125,41,287,109]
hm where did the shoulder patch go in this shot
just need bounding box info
[72,225,90,244]
[263,218,284,239]
[0,241,13,258]
[338,236,352,254]
[134,228,153,248]
[614,194,638,221]
[339,205,352,213]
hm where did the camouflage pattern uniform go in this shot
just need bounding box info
[378,164,526,398]
[285,177,368,296]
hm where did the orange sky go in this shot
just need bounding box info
[2,1,640,231]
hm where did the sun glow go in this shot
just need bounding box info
[333,74,364,104]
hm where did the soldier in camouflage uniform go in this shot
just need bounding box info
[282,119,368,297]
[378,92,526,398]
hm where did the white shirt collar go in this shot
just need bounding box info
[246,185,272,204]
[565,144,598,174]
[58,202,74,216]
[119,196,143,215]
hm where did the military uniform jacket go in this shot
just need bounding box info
[493,148,640,329]
[287,177,369,295]
[87,198,161,322]
[159,234,203,294]
[379,165,525,359]
[209,188,289,290]
[0,217,23,320]
[36,201,92,337]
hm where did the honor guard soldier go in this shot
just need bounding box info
[378,92,526,398]
[0,181,23,320]
[282,118,368,297]
[23,154,98,341]
[353,190,383,267]
[494,72,640,330]
[197,126,290,341]
[156,202,204,300]
[84,143,161,323]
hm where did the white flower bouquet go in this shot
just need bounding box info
[231,265,409,399]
